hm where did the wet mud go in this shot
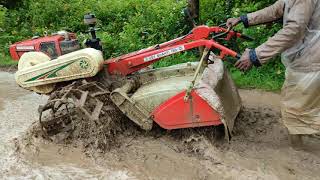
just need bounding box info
[0,66,17,73]
[1,71,320,180]
[37,80,131,152]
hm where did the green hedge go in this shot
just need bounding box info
[1,0,187,57]
[0,0,284,90]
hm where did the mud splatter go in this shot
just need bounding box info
[23,99,320,180]
[1,71,320,180]
[0,72,132,179]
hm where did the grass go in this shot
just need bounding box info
[153,52,198,68]
[227,59,285,91]
[0,54,18,67]
[230,68,284,91]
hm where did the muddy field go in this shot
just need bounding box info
[1,71,320,180]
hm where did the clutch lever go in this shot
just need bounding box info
[212,23,232,39]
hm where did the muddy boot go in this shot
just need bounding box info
[289,134,303,150]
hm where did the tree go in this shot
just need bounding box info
[0,0,23,9]
[0,5,5,29]
[187,0,199,22]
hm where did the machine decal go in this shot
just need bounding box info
[79,59,89,69]
[144,46,185,62]
[25,60,77,82]
[16,45,35,51]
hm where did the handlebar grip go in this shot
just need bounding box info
[240,34,254,41]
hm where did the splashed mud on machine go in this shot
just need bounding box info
[13,12,254,141]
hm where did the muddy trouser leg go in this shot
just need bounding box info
[281,68,320,135]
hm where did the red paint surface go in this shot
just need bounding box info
[105,26,240,76]
[10,33,77,61]
[151,90,222,130]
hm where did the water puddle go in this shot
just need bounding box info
[0,72,131,179]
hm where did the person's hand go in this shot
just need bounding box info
[235,49,253,71]
[226,17,241,28]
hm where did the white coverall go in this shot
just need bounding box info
[243,0,320,134]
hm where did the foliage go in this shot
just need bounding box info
[0,0,187,57]
[0,5,5,27]
[0,55,17,66]
[0,0,285,90]
[201,0,284,91]
[0,0,24,9]
[0,5,8,60]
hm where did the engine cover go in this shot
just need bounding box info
[15,48,104,93]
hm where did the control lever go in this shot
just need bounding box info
[84,13,102,51]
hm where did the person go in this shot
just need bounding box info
[227,0,320,148]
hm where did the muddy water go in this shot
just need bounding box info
[0,72,131,179]
[1,71,320,180]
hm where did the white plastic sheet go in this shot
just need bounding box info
[281,68,320,134]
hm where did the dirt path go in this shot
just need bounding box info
[1,71,320,180]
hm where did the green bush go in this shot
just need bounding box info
[0,0,285,90]
[1,0,187,56]
[200,0,284,91]
[0,5,5,27]
[0,5,9,59]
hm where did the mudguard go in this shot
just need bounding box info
[110,59,241,136]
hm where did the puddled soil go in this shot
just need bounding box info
[1,71,320,180]
[37,80,130,152]
[0,65,17,73]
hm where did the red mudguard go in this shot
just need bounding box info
[151,90,222,129]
